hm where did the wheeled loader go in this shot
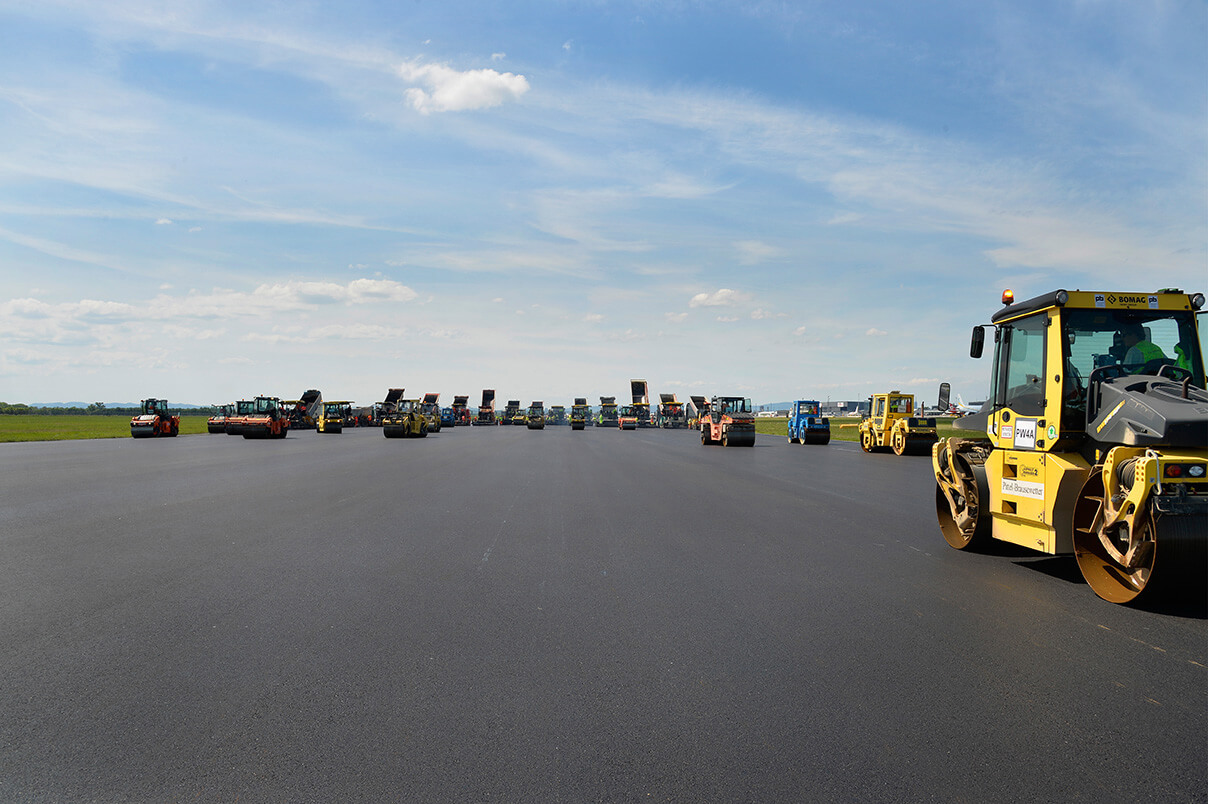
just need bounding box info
[700,396,755,447]
[933,288,1207,604]
[857,392,937,455]
[130,398,179,438]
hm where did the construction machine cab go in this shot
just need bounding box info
[254,396,280,416]
[937,288,1208,604]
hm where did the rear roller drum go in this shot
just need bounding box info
[934,442,989,550]
[898,434,935,456]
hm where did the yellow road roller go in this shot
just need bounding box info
[933,288,1207,604]
[857,392,937,455]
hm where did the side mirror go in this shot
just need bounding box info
[970,326,985,359]
[937,382,951,410]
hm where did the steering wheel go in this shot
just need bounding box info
[1089,364,1126,385]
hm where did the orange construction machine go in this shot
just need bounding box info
[130,398,180,438]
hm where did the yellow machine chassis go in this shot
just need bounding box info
[933,287,1208,603]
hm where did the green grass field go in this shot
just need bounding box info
[0,415,211,442]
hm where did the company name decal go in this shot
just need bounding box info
[1002,479,1044,500]
[1095,293,1159,308]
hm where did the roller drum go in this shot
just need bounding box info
[1073,468,1207,604]
[934,442,990,550]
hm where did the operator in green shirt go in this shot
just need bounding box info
[1120,323,1166,373]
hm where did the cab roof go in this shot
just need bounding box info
[991,288,1199,324]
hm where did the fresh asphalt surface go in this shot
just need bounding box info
[1,425,1204,803]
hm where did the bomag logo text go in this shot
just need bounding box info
[1108,294,1150,305]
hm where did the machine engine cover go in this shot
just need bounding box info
[1089,374,1208,448]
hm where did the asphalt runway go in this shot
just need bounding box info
[1,425,1204,802]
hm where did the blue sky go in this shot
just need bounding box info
[1,0,1204,407]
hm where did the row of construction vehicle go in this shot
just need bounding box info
[129,286,1207,610]
[200,390,349,438]
[205,395,291,438]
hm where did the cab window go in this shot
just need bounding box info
[998,314,1046,415]
[1063,308,1204,390]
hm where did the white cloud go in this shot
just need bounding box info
[665,312,688,323]
[735,240,783,265]
[689,288,748,308]
[155,218,173,225]
[399,61,530,114]
[793,325,807,336]
[0,279,418,351]
[716,316,739,322]
[583,313,604,323]
[866,328,887,336]
[491,53,506,61]
[750,308,779,320]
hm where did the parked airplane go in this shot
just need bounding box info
[955,394,985,415]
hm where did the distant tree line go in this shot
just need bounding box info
[0,402,216,416]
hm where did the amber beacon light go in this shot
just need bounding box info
[1001,288,1015,305]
